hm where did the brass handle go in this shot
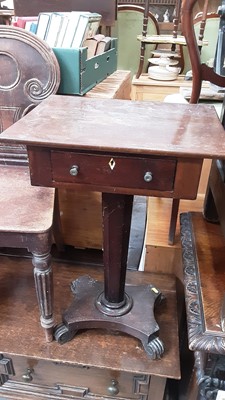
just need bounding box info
[144,171,153,182]
[22,368,33,383]
[107,379,119,396]
[69,165,79,176]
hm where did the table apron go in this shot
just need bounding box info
[27,147,203,199]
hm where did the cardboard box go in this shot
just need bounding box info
[53,38,117,95]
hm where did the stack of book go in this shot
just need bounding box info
[10,9,117,95]
[12,16,38,33]
[83,34,112,58]
[35,11,102,49]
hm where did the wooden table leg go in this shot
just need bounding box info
[54,193,165,359]
[99,193,133,313]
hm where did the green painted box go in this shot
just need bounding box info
[53,38,117,95]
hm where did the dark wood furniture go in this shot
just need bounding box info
[56,70,148,270]
[1,95,224,359]
[119,0,177,4]
[181,0,225,104]
[0,255,180,399]
[180,211,225,400]
[0,25,61,342]
[13,0,117,28]
[0,0,13,18]
[0,9,14,25]
[180,92,225,400]
[58,70,133,251]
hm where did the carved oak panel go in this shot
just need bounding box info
[180,212,225,355]
[0,26,60,164]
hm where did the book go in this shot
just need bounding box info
[36,12,52,40]
[45,12,65,47]
[71,12,102,49]
[83,33,105,58]
[83,16,102,42]
[28,21,38,34]
[61,11,90,48]
[13,16,38,29]
[24,20,37,32]
[95,36,111,55]
[54,14,70,47]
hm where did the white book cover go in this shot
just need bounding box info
[45,13,64,47]
[71,13,101,49]
[61,11,90,48]
[36,12,52,40]
[83,16,102,42]
[24,20,34,32]
[55,14,70,47]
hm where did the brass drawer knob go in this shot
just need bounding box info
[22,368,33,383]
[69,165,79,176]
[107,379,119,396]
[144,171,153,182]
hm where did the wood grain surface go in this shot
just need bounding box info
[0,255,180,378]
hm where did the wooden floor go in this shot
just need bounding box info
[144,156,212,282]
[144,194,205,280]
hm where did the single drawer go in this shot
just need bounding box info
[51,151,176,191]
[0,355,151,400]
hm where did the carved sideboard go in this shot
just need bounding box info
[180,210,225,400]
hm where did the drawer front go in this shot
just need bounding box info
[51,151,176,191]
[0,355,150,400]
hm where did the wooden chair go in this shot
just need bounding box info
[180,4,225,395]
[181,0,225,103]
[0,25,61,342]
[166,2,223,245]
[182,11,220,73]
[136,0,185,79]
[111,5,159,77]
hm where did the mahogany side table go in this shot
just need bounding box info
[2,96,225,358]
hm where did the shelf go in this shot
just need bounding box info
[137,34,208,47]
[137,34,187,45]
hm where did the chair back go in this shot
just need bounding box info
[0,25,60,164]
[111,5,159,76]
[181,0,225,103]
[194,12,220,66]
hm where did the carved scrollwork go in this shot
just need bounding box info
[195,352,225,400]
[24,78,45,101]
[186,281,197,294]
[0,25,60,104]
[180,213,225,355]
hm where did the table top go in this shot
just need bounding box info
[2,95,225,159]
